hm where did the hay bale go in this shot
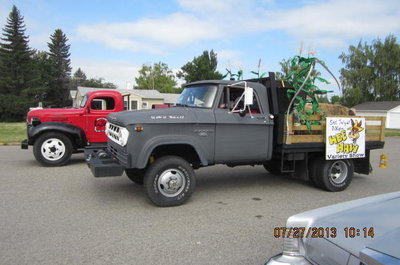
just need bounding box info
[305,103,350,116]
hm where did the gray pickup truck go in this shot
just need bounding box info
[86,74,385,206]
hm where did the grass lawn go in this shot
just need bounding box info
[385,128,400,137]
[0,122,26,145]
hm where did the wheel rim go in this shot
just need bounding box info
[40,138,66,161]
[329,161,348,184]
[157,168,186,197]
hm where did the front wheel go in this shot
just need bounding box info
[313,158,354,191]
[33,132,73,166]
[144,156,196,207]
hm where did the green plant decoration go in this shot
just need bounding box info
[223,68,244,80]
[284,56,333,131]
[251,59,267,78]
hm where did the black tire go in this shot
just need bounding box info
[125,168,145,184]
[309,157,322,187]
[144,156,196,207]
[33,132,73,167]
[263,160,282,175]
[314,158,354,191]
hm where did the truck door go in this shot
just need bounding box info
[214,86,273,163]
[85,96,117,143]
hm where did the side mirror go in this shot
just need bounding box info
[244,87,254,106]
[86,107,90,113]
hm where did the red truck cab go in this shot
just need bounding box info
[22,90,125,166]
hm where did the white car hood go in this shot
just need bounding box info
[286,191,400,262]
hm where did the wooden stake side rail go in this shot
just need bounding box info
[284,115,386,144]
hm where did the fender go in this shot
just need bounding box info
[28,122,87,147]
[135,135,210,169]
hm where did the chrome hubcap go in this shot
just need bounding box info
[41,138,65,161]
[329,161,348,184]
[157,169,185,197]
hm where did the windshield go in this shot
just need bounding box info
[175,85,217,108]
[79,95,88,108]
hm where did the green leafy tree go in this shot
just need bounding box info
[47,29,71,107]
[71,68,116,89]
[83,77,117,89]
[317,94,330,103]
[135,62,179,93]
[177,50,223,83]
[339,35,400,106]
[330,95,342,105]
[0,5,37,121]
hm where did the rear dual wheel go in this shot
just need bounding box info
[310,157,354,191]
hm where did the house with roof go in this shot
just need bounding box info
[353,101,400,129]
[72,87,180,110]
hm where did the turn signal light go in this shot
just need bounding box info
[135,126,143,132]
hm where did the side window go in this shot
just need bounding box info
[218,87,262,113]
[131,100,138,110]
[91,97,115,110]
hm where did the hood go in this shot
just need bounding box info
[317,193,400,257]
[27,107,84,122]
[107,107,215,126]
[288,191,400,259]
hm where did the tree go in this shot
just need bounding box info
[73,68,87,85]
[71,68,87,88]
[47,29,71,107]
[135,62,178,93]
[177,50,223,83]
[30,51,53,105]
[330,95,342,105]
[0,5,37,121]
[339,35,400,106]
[0,5,36,94]
[83,77,117,89]
[317,95,330,103]
[71,68,116,89]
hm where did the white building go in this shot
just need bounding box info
[353,101,400,129]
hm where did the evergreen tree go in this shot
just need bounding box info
[47,29,71,106]
[0,5,36,121]
[73,68,87,83]
[177,50,223,83]
[0,5,35,94]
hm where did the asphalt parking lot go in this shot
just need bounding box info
[1,137,399,265]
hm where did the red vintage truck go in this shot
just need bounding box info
[21,90,128,166]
